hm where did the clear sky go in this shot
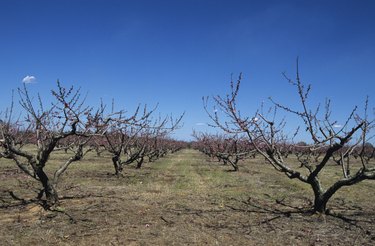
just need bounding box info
[1,0,374,140]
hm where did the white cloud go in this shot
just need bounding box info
[195,123,206,126]
[22,75,36,84]
[333,124,342,128]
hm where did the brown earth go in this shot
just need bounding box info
[0,149,374,245]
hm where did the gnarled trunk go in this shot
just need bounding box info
[112,155,122,176]
[313,193,328,213]
[136,156,144,169]
[310,178,334,214]
[36,167,59,207]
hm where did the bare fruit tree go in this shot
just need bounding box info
[141,115,185,165]
[204,63,375,213]
[0,82,99,207]
[192,132,252,171]
[95,102,183,176]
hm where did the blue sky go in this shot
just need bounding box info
[0,0,374,140]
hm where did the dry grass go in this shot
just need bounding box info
[0,149,375,245]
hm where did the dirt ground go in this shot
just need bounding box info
[1,149,374,245]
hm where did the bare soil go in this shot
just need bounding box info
[0,149,374,245]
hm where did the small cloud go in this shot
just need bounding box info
[22,75,36,84]
[195,123,206,126]
[333,124,342,128]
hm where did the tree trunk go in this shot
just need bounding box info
[136,157,144,169]
[231,163,239,171]
[96,146,101,157]
[313,194,328,213]
[310,180,331,214]
[228,159,239,172]
[112,155,122,176]
[309,178,329,214]
[36,168,58,207]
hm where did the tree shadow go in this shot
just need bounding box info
[227,196,374,234]
[0,188,103,224]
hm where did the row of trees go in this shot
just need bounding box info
[193,133,374,173]
[192,132,254,171]
[0,82,185,207]
[1,63,374,215]
[198,61,375,214]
